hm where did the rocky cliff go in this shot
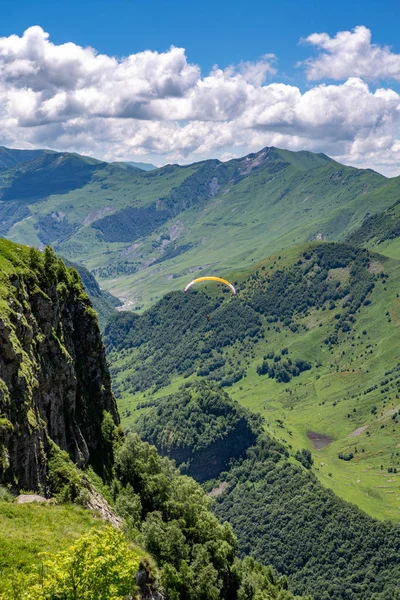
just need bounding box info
[0,239,119,493]
[133,381,260,482]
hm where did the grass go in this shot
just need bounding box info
[0,238,32,327]
[0,499,105,592]
[113,247,400,521]
[97,160,388,311]
[4,145,397,311]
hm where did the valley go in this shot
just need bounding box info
[2,145,399,311]
[3,4,400,598]
[107,243,400,521]
[1,144,399,521]
[1,144,400,599]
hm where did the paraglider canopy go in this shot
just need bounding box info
[184,276,236,294]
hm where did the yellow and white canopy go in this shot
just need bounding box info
[184,276,236,294]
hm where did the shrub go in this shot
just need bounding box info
[2,527,141,600]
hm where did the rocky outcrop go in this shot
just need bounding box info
[135,381,261,483]
[164,417,258,482]
[135,562,164,600]
[85,482,123,528]
[0,240,119,493]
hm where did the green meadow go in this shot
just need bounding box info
[0,497,105,594]
[3,145,399,311]
[110,245,400,521]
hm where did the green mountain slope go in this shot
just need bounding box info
[132,382,400,600]
[0,496,106,593]
[1,145,398,310]
[0,152,110,201]
[0,238,308,600]
[113,161,158,171]
[213,436,400,600]
[0,146,52,171]
[63,258,121,329]
[133,381,262,481]
[346,193,400,260]
[105,242,400,520]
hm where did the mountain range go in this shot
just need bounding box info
[1,144,400,312]
[1,142,400,599]
[1,239,307,600]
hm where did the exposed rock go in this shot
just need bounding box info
[135,562,164,600]
[169,220,184,240]
[85,481,123,529]
[208,176,220,197]
[208,481,229,497]
[0,241,119,493]
[16,494,49,504]
[348,425,368,438]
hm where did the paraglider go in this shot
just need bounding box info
[184,276,236,294]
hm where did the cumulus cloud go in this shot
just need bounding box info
[2,26,400,175]
[302,25,400,82]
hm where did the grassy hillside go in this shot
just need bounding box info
[92,149,391,310]
[0,147,51,171]
[213,437,400,600]
[131,383,400,600]
[113,161,158,171]
[0,238,309,600]
[347,194,400,261]
[2,145,399,310]
[105,242,400,521]
[0,495,105,594]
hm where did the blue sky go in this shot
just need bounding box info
[2,0,400,83]
[1,0,400,174]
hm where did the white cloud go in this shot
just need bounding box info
[1,26,400,175]
[225,54,277,86]
[302,25,400,82]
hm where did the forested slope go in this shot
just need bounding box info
[0,238,309,600]
[134,381,262,481]
[133,382,400,600]
[106,242,400,520]
[105,243,377,396]
[347,195,400,260]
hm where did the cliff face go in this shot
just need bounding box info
[134,382,261,483]
[162,417,258,482]
[0,240,119,493]
[62,258,121,330]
